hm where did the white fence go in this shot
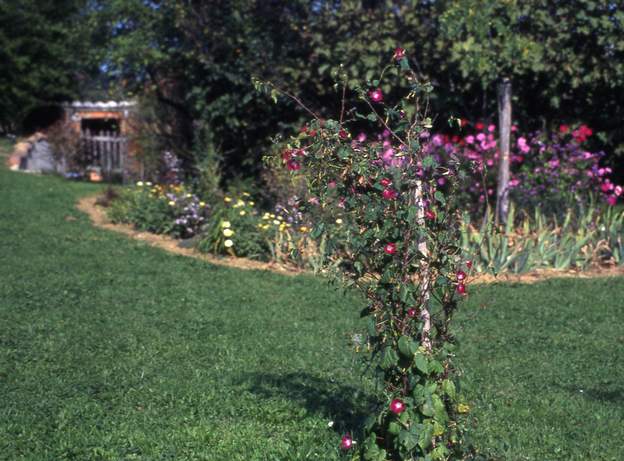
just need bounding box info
[81,129,128,177]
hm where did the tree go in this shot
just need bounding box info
[0,0,99,132]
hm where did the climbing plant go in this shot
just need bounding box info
[261,50,474,460]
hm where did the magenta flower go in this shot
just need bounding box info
[389,399,406,415]
[286,160,301,171]
[369,88,383,103]
[393,47,406,60]
[384,242,397,255]
[340,435,353,450]
[607,195,617,206]
[382,188,398,200]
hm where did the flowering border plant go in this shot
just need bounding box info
[262,50,473,460]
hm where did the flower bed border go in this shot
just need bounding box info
[77,194,624,283]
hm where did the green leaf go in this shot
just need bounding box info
[399,429,418,451]
[418,422,434,450]
[414,352,428,374]
[422,155,437,169]
[388,421,401,435]
[434,190,446,205]
[398,336,418,357]
[380,347,399,370]
[442,379,456,400]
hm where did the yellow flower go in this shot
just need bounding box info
[221,221,231,228]
[234,199,245,208]
[273,219,280,225]
[136,181,144,187]
[277,216,284,221]
[262,213,270,220]
[335,218,343,225]
[146,181,152,186]
[224,239,234,248]
[249,201,255,206]
[242,192,250,197]
[457,403,470,414]
[299,226,309,232]
[239,210,246,216]
[224,196,232,203]
[223,228,234,237]
[199,201,206,207]
[186,193,192,198]
[168,200,175,206]
[270,213,276,218]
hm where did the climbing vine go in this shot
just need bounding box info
[261,49,473,460]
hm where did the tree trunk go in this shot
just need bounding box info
[495,78,512,225]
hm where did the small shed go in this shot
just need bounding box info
[63,101,138,180]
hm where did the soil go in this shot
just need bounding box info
[76,195,624,283]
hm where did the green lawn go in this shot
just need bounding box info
[1,157,623,460]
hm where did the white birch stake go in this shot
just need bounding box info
[415,179,432,352]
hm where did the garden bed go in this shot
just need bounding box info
[77,194,624,284]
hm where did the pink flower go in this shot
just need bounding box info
[380,178,392,187]
[286,160,300,171]
[559,124,570,134]
[382,188,398,200]
[328,181,337,189]
[393,47,406,60]
[465,135,475,144]
[369,88,383,103]
[548,159,560,169]
[384,242,397,255]
[488,124,496,133]
[382,147,395,164]
[601,181,614,193]
[432,134,444,146]
[338,129,349,139]
[615,185,623,197]
[457,283,467,295]
[356,132,367,143]
[456,270,466,281]
[407,308,417,318]
[517,137,530,153]
[476,133,486,142]
[340,435,353,450]
[389,399,406,415]
[607,195,617,206]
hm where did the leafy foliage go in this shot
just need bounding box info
[267,53,473,460]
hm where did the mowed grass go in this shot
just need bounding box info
[1,153,623,460]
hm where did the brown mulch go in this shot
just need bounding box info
[76,195,624,283]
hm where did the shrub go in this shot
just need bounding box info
[107,182,210,238]
[424,122,622,217]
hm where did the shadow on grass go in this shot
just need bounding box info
[239,371,378,432]
[557,383,624,404]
